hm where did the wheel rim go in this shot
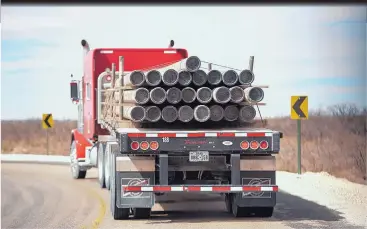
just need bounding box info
[105,152,110,183]
[70,144,78,175]
[98,145,103,179]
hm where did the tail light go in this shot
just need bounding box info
[140,141,149,151]
[131,141,139,150]
[259,140,269,150]
[105,75,112,81]
[240,140,249,150]
[250,140,259,150]
[150,141,159,150]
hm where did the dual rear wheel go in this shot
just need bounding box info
[225,193,274,218]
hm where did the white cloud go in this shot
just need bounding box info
[1,6,366,119]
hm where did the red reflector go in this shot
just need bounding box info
[250,140,259,150]
[260,140,269,150]
[247,132,266,137]
[240,141,249,150]
[140,141,149,150]
[124,186,141,192]
[130,141,139,150]
[128,133,146,138]
[150,141,159,150]
[217,132,235,137]
[187,186,201,191]
[156,186,171,191]
[188,132,205,137]
[158,133,176,138]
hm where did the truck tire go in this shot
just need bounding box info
[230,194,250,217]
[110,181,129,220]
[104,148,111,190]
[98,142,106,188]
[254,207,274,218]
[70,141,87,179]
[132,208,151,219]
[224,194,232,213]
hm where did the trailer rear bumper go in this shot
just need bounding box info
[122,185,278,193]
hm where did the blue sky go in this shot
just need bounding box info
[1,6,366,120]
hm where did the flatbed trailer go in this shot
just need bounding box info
[69,40,283,219]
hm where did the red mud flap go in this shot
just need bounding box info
[122,185,279,193]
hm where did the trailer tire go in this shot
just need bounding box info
[104,148,111,190]
[98,142,106,189]
[224,194,232,213]
[230,194,250,217]
[110,182,129,220]
[132,208,151,219]
[254,207,274,218]
[70,141,87,179]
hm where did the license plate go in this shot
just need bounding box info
[189,151,209,162]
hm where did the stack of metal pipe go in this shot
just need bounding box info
[113,55,265,124]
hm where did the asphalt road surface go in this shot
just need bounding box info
[1,163,365,229]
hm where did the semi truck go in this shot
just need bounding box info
[69,39,282,220]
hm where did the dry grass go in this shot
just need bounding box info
[1,104,366,184]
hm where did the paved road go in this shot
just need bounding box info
[1,163,364,229]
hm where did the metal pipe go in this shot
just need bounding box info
[196,87,212,104]
[212,86,231,104]
[145,70,162,86]
[162,106,178,123]
[111,63,116,88]
[209,105,224,122]
[224,105,239,121]
[194,105,211,122]
[150,87,167,104]
[207,70,222,86]
[145,106,162,122]
[239,69,254,84]
[123,70,146,86]
[81,39,90,55]
[166,87,182,104]
[178,105,194,122]
[122,88,150,105]
[178,70,192,86]
[162,69,179,86]
[230,86,245,103]
[181,87,197,103]
[238,105,257,122]
[122,105,146,122]
[222,70,238,86]
[244,87,265,103]
[97,72,110,124]
[192,69,208,86]
[249,56,254,72]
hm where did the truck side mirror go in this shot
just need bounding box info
[70,81,79,102]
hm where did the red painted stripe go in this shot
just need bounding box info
[213,186,231,192]
[188,133,205,137]
[187,186,201,191]
[158,133,176,138]
[242,186,262,191]
[217,132,235,137]
[154,186,171,192]
[128,133,146,138]
[247,132,266,137]
[123,186,141,192]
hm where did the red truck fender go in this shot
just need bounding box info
[71,129,92,159]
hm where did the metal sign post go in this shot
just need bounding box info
[291,96,308,175]
[42,113,54,155]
